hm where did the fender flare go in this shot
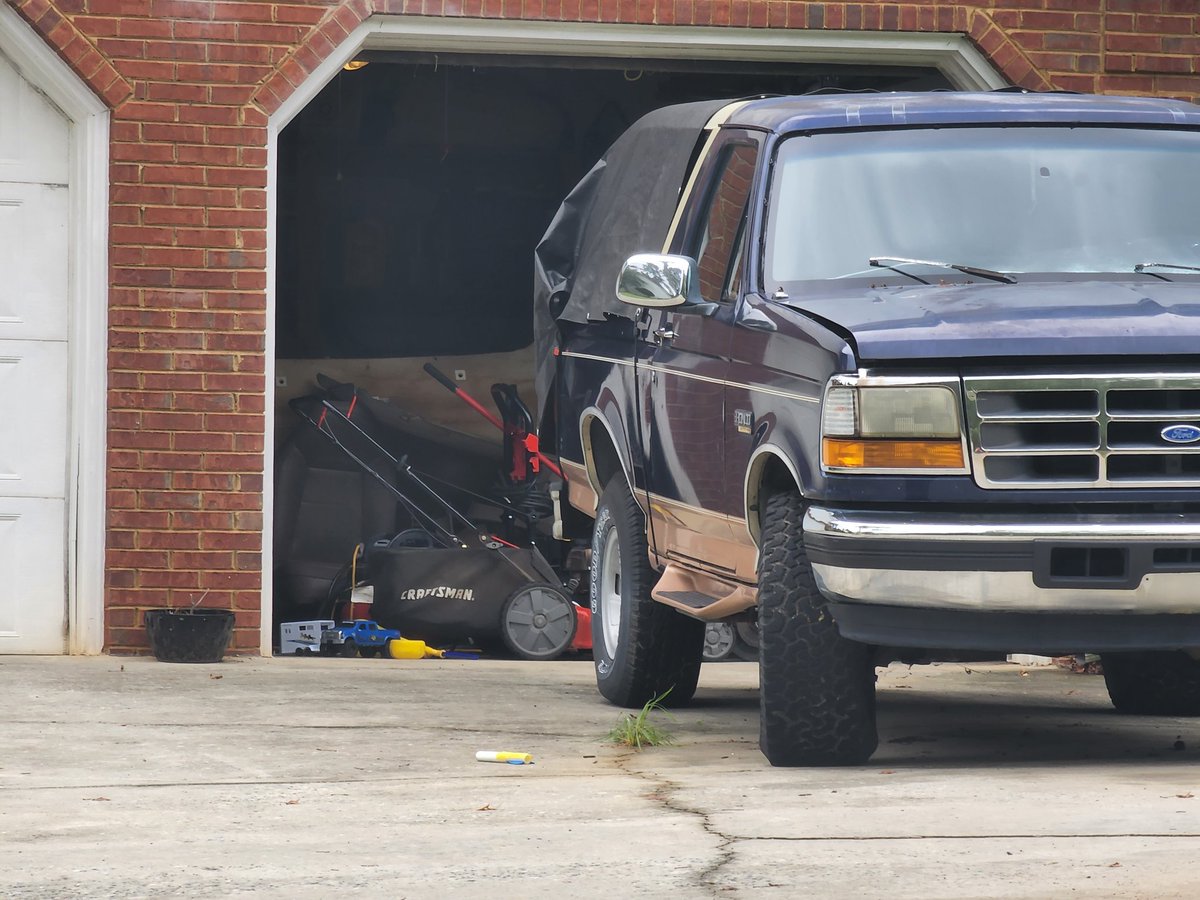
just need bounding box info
[579,403,636,511]
[743,443,805,547]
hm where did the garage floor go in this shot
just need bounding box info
[3,657,1200,897]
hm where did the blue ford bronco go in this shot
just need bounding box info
[535,91,1200,766]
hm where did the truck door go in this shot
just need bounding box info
[638,134,761,574]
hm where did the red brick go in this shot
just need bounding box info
[111,267,173,287]
[175,227,238,247]
[178,144,238,166]
[141,530,203,549]
[176,186,239,207]
[110,549,171,568]
[1107,32,1166,52]
[141,165,206,185]
[1163,36,1200,55]
[202,453,265,473]
[112,141,175,162]
[206,373,267,392]
[138,569,205,589]
[209,42,275,64]
[1134,54,1195,73]
[1136,13,1195,33]
[175,432,235,452]
[116,59,176,80]
[174,269,239,289]
[213,1,276,22]
[206,166,268,187]
[118,101,177,122]
[237,22,307,43]
[206,250,266,269]
[142,122,206,143]
[171,551,237,569]
[205,329,265,351]
[146,82,206,103]
[1107,0,1165,11]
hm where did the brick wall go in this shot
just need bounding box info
[6,0,1197,652]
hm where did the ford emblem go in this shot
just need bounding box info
[1161,424,1200,444]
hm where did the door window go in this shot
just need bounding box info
[693,142,758,303]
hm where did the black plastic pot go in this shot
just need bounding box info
[144,609,236,663]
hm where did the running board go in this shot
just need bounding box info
[651,564,756,621]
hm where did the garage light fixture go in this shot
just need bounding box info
[343,59,369,71]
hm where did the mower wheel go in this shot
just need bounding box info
[500,583,578,661]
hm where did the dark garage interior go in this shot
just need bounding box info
[276,53,951,365]
[270,53,951,634]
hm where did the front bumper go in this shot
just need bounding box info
[804,507,1200,614]
[803,507,1200,652]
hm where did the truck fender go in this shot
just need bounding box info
[744,443,806,547]
[578,401,636,514]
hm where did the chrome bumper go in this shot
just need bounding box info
[803,507,1200,614]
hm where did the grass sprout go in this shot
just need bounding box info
[608,688,675,749]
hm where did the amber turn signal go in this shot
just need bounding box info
[823,438,965,470]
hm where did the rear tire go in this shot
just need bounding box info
[590,478,704,708]
[757,490,878,766]
[1102,651,1200,715]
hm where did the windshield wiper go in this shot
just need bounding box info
[1135,262,1200,274]
[869,256,1017,285]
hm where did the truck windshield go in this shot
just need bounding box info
[766,126,1200,285]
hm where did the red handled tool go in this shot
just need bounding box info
[423,363,564,480]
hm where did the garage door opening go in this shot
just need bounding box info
[269,51,951,633]
[276,52,950,414]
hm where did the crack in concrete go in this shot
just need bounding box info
[603,752,1200,895]
[609,751,740,896]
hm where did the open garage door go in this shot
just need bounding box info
[269,52,951,632]
[275,54,951,432]
[0,47,70,653]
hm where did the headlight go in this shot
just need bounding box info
[821,378,967,473]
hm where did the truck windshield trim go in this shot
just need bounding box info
[765,125,1200,289]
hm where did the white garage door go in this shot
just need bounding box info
[0,47,70,653]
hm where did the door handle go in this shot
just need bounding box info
[653,326,676,342]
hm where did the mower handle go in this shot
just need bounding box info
[422,362,459,394]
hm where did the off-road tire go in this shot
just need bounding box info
[591,478,704,708]
[1102,651,1200,715]
[758,490,878,766]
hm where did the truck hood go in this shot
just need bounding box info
[781,280,1200,362]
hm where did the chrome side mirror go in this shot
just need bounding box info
[616,253,693,307]
[615,253,718,316]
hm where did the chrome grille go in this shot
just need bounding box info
[965,374,1200,489]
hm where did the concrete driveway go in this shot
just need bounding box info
[2,655,1199,898]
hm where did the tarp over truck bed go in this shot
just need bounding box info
[532,98,731,425]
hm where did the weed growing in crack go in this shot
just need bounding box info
[608,688,675,749]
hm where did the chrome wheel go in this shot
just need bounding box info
[599,524,623,659]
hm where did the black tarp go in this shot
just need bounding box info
[532,98,732,425]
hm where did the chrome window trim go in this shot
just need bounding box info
[559,350,635,368]
[560,350,819,404]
